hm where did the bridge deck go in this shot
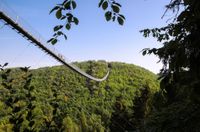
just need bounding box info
[0,8,109,82]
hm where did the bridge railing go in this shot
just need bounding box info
[0,0,71,63]
[0,0,109,81]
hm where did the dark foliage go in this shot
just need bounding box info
[141,0,200,131]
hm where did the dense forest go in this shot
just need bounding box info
[1,0,200,131]
[0,61,159,131]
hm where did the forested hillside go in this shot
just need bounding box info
[0,61,159,131]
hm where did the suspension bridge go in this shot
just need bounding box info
[0,1,109,82]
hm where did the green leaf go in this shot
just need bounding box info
[51,39,57,45]
[53,33,57,37]
[117,16,124,25]
[113,2,121,7]
[102,1,108,10]
[74,17,79,25]
[142,50,147,56]
[64,1,71,10]
[72,1,77,9]
[112,16,116,21]
[3,63,8,67]
[119,14,125,20]
[62,0,69,5]
[47,38,53,43]
[61,16,66,20]
[54,25,63,31]
[66,13,73,17]
[98,0,104,7]
[105,11,112,21]
[65,23,71,30]
[112,5,120,13]
[63,34,67,40]
[57,31,63,35]
[67,14,73,22]
[56,9,62,19]
[49,6,59,14]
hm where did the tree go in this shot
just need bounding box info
[141,0,200,104]
[0,65,41,131]
[142,0,200,77]
[140,0,200,131]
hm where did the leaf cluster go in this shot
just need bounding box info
[48,0,78,45]
[99,0,125,25]
[140,0,200,131]
[48,0,125,44]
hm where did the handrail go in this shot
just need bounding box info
[0,1,109,82]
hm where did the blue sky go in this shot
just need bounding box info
[0,0,170,73]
